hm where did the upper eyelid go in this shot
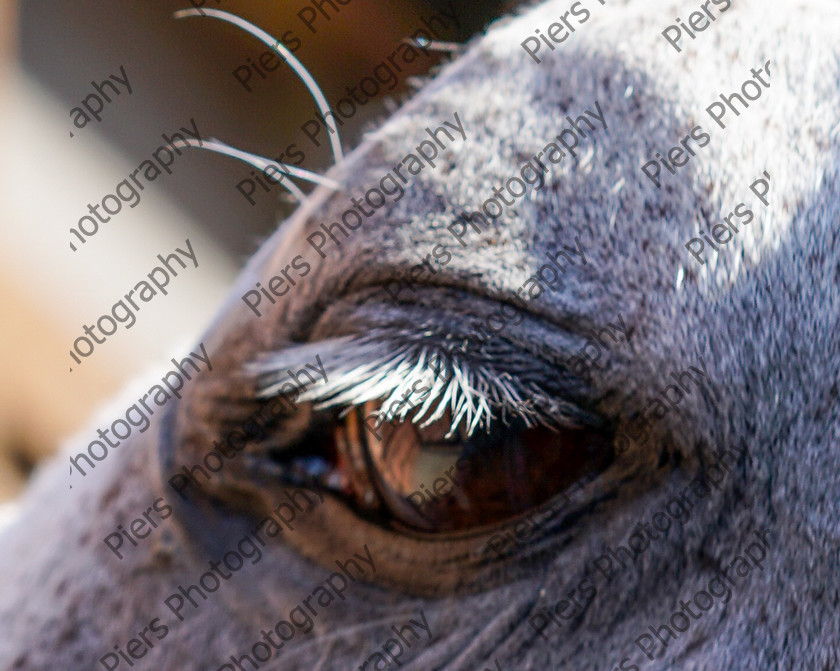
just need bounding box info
[248,331,599,437]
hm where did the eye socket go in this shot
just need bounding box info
[270,398,614,534]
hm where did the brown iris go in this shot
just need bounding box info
[317,401,613,533]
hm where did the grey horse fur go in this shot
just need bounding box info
[2,0,839,669]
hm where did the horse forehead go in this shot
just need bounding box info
[280,0,839,317]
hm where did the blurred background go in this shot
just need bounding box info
[0,0,517,502]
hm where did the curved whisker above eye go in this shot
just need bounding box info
[403,37,465,54]
[189,138,343,193]
[180,138,307,202]
[173,7,344,165]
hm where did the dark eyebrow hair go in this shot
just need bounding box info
[248,330,598,437]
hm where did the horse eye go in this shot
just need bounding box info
[272,400,614,534]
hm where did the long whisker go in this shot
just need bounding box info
[183,138,307,202]
[186,138,342,192]
[174,8,344,165]
[404,37,465,54]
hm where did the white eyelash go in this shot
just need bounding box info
[247,334,558,438]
